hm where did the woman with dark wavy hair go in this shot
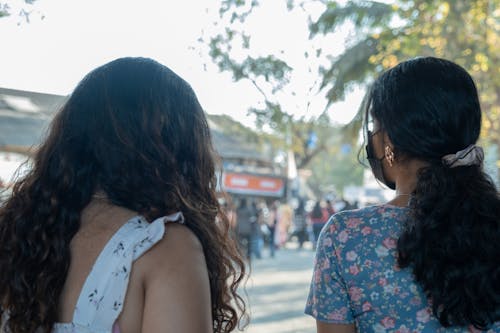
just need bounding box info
[305,57,500,332]
[0,57,246,333]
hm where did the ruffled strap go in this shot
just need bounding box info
[72,212,184,331]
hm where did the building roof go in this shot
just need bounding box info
[210,128,267,161]
[0,112,48,148]
[0,87,67,117]
[0,88,65,151]
[0,88,269,162]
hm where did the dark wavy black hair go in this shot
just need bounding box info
[0,57,246,333]
[364,57,500,329]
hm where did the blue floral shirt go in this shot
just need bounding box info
[305,204,499,332]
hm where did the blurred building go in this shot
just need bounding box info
[0,87,65,155]
[208,119,286,200]
[0,87,286,200]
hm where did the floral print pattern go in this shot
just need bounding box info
[305,205,499,332]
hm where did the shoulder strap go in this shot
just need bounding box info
[132,212,184,261]
[72,212,184,331]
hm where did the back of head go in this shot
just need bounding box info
[52,57,216,214]
[0,57,244,333]
[368,56,481,161]
[366,57,500,329]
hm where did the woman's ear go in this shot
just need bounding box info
[382,132,394,150]
[383,132,396,166]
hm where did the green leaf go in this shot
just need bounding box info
[310,1,393,37]
[321,37,378,103]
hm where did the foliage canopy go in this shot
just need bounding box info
[206,0,500,182]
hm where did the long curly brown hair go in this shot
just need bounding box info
[0,57,246,332]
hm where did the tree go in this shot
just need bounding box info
[307,131,364,196]
[207,112,364,197]
[204,1,336,169]
[0,0,40,23]
[307,0,500,180]
[205,0,500,182]
[0,3,9,17]
[207,114,263,145]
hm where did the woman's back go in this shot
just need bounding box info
[306,205,500,332]
[56,201,143,332]
[54,199,211,333]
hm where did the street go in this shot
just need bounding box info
[242,243,317,333]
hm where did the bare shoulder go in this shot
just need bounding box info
[139,222,205,279]
[136,222,213,332]
[157,222,203,253]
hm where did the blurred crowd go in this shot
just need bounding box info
[222,197,359,261]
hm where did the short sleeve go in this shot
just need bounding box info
[305,216,354,323]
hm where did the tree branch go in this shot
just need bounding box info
[249,77,272,102]
[297,143,326,169]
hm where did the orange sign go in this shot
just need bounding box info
[222,173,285,197]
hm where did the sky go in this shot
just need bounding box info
[0,0,364,128]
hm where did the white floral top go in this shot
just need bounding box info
[50,212,185,333]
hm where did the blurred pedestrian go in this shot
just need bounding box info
[325,199,335,217]
[277,202,293,247]
[293,199,308,249]
[309,201,328,249]
[236,198,254,260]
[222,200,237,238]
[267,201,279,257]
[250,201,262,260]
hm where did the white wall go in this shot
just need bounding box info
[0,152,31,187]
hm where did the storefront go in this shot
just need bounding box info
[222,172,285,198]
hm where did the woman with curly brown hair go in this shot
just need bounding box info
[0,57,246,333]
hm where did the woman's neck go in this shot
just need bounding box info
[388,159,428,207]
